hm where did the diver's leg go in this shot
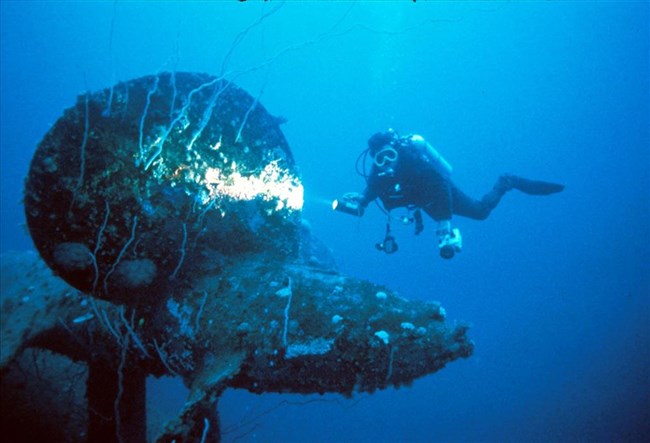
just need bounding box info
[420,181,453,221]
[502,174,565,195]
[451,175,565,221]
[450,182,506,221]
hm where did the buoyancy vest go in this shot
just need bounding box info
[371,135,453,209]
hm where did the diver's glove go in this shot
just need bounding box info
[436,220,462,259]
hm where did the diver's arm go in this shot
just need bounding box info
[353,165,381,207]
[356,185,377,208]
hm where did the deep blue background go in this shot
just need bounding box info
[1,2,648,442]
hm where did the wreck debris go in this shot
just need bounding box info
[2,74,473,442]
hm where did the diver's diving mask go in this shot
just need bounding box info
[374,146,398,168]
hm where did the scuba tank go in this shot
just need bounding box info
[409,134,452,177]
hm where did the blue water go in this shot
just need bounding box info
[1,2,648,442]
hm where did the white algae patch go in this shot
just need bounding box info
[286,338,334,359]
[374,330,390,345]
[400,322,415,331]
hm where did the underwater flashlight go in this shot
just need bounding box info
[332,196,364,217]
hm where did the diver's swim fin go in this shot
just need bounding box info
[507,175,565,195]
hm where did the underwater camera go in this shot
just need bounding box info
[438,228,462,259]
[332,195,364,217]
[375,234,399,254]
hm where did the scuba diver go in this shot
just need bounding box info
[333,129,565,259]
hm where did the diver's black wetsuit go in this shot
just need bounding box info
[350,130,564,259]
[359,135,508,222]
